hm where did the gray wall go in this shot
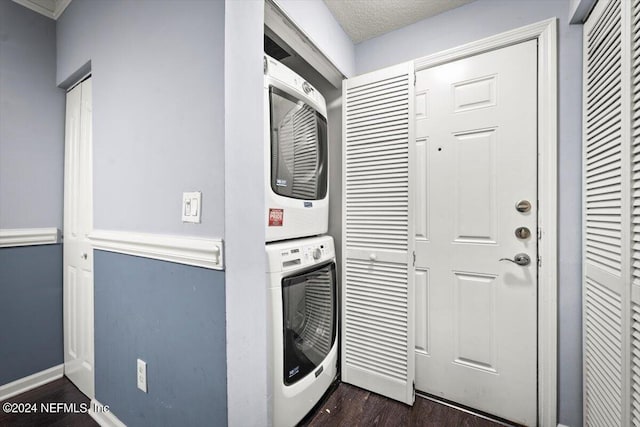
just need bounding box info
[56,0,225,238]
[0,245,63,384]
[354,1,583,426]
[223,1,269,424]
[0,0,65,229]
[0,1,65,388]
[56,2,230,425]
[94,250,226,426]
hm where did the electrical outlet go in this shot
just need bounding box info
[137,359,147,393]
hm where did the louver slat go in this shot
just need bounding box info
[585,0,624,278]
[345,75,410,253]
[632,304,640,426]
[342,63,414,405]
[584,1,625,426]
[344,259,408,381]
[584,278,623,426]
[633,0,640,287]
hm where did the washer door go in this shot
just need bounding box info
[281,261,336,385]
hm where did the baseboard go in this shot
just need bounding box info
[0,364,63,401]
[558,424,570,427]
[0,228,61,248]
[90,399,126,427]
[88,229,223,270]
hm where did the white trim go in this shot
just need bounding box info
[265,0,345,87]
[88,230,224,270]
[90,399,126,427]
[53,0,71,19]
[0,364,63,401]
[11,0,71,20]
[413,18,558,426]
[557,424,571,427]
[414,19,556,72]
[0,228,61,248]
[569,0,596,24]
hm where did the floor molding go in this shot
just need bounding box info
[89,229,223,270]
[0,364,63,402]
[90,399,126,427]
[0,228,61,248]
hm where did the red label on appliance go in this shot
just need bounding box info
[268,208,284,226]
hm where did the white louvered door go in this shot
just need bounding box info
[631,0,640,424]
[583,0,634,425]
[342,62,415,405]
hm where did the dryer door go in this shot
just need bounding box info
[269,86,328,201]
[281,261,336,385]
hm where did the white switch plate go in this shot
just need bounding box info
[182,191,202,223]
[137,359,147,393]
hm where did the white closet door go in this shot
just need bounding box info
[341,62,415,405]
[64,77,94,398]
[583,0,628,425]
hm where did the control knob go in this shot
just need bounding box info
[312,248,322,260]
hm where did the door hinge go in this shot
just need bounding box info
[412,251,416,267]
[538,255,542,268]
[414,73,416,86]
[537,227,542,240]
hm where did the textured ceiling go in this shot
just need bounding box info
[323,0,476,44]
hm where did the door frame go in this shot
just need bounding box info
[413,19,558,426]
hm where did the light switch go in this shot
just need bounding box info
[182,191,201,223]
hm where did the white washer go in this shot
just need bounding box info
[264,54,329,242]
[266,235,338,426]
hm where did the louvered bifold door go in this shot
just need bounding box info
[583,0,630,425]
[631,0,640,424]
[341,61,415,405]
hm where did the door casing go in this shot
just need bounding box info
[412,18,558,425]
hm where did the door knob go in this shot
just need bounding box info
[499,253,531,266]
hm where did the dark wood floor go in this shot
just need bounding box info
[300,382,519,427]
[1,377,519,427]
[0,377,97,427]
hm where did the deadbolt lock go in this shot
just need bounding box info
[515,200,532,213]
[515,227,531,239]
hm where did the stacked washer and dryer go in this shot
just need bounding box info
[263,55,338,426]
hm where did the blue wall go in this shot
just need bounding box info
[354,2,583,426]
[94,250,227,426]
[0,0,64,229]
[0,245,63,384]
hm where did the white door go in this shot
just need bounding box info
[342,62,416,405]
[63,77,94,398]
[414,40,537,425]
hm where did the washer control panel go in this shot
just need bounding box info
[266,236,335,273]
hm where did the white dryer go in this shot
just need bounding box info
[266,235,338,426]
[264,54,329,242]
